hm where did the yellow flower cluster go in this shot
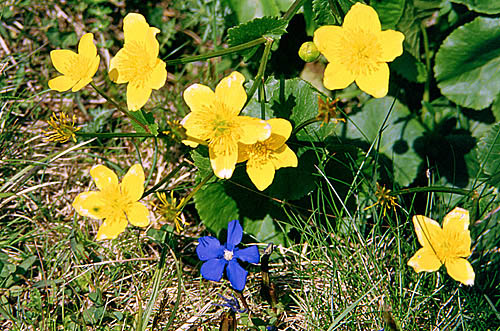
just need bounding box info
[181,71,298,190]
[48,13,166,111]
[58,7,475,290]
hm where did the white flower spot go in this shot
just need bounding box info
[223,249,234,261]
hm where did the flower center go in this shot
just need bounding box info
[119,41,154,86]
[248,141,271,163]
[100,185,133,219]
[223,249,234,261]
[338,29,382,76]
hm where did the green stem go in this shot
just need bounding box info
[76,132,156,138]
[246,37,274,103]
[145,138,158,188]
[90,82,150,133]
[283,0,307,21]
[421,24,431,106]
[391,186,474,197]
[177,173,214,211]
[292,117,321,135]
[142,161,189,198]
[164,37,267,66]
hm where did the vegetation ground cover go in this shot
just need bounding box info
[0,0,499,330]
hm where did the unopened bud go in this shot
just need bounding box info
[298,41,320,62]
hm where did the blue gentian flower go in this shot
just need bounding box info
[196,219,260,291]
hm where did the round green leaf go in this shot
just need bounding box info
[451,0,500,14]
[434,17,500,110]
[338,97,424,187]
[194,182,239,235]
[477,122,500,188]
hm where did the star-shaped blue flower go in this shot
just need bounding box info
[196,219,260,291]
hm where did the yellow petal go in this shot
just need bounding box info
[271,145,298,170]
[442,207,471,257]
[90,165,118,191]
[109,49,131,84]
[266,118,292,150]
[215,71,247,116]
[237,116,271,144]
[50,49,78,75]
[96,216,128,240]
[183,84,216,113]
[125,202,150,227]
[323,62,355,91]
[412,215,443,250]
[209,139,238,179]
[127,83,152,110]
[378,30,405,62]
[48,75,77,92]
[445,257,475,286]
[247,159,275,191]
[86,53,100,80]
[237,143,250,163]
[147,58,167,90]
[71,77,92,92]
[355,63,389,98]
[78,33,97,58]
[407,247,442,273]
[181,112,212,142]
[123,13,159,62]
[120,164,145,201]
[313,25,344,62]
[72,191,106,219]
[343,3,381,32]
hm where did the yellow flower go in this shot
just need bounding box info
[238,118,298,191]
[109,13,167,111]
[181,72,272,179]
[43,112,81,143]
[407,207,475,286]
[72,164,150,240]
[313,3,404,98]
[48,33,100,92]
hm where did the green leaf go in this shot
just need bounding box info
[243,214,286,245]
[390,51,426,83]
[312,0,337,25]
[338,97,424,187]
[194,182,239,235]
[477,123,500,188]
[226,0,281,23]
[434,17,500,110]
[191,149,213,178]
[396,0,420,58]
[451,0,500,14]
[372,0,406,29]
[312,0,355,25]
[244,77,337,141]
[227,17,288,59]
[130,110,159,135]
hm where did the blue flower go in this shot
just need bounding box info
[196,219,260,291]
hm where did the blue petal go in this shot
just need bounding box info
[226,259,248,291]
[197,236,223,261]
[200,258,226,282]
[225,219,242,251]
[235,245,260,263]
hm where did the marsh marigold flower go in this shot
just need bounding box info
[109,13,167,110]
[313,3,404,98]
[48,33,100,92]
[72,164,150,240]
[407,207,475,285]
[238,118,297,191]
[181,72,271,179]
[196,219,260,291]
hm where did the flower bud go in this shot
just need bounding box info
[298,41,320,62]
